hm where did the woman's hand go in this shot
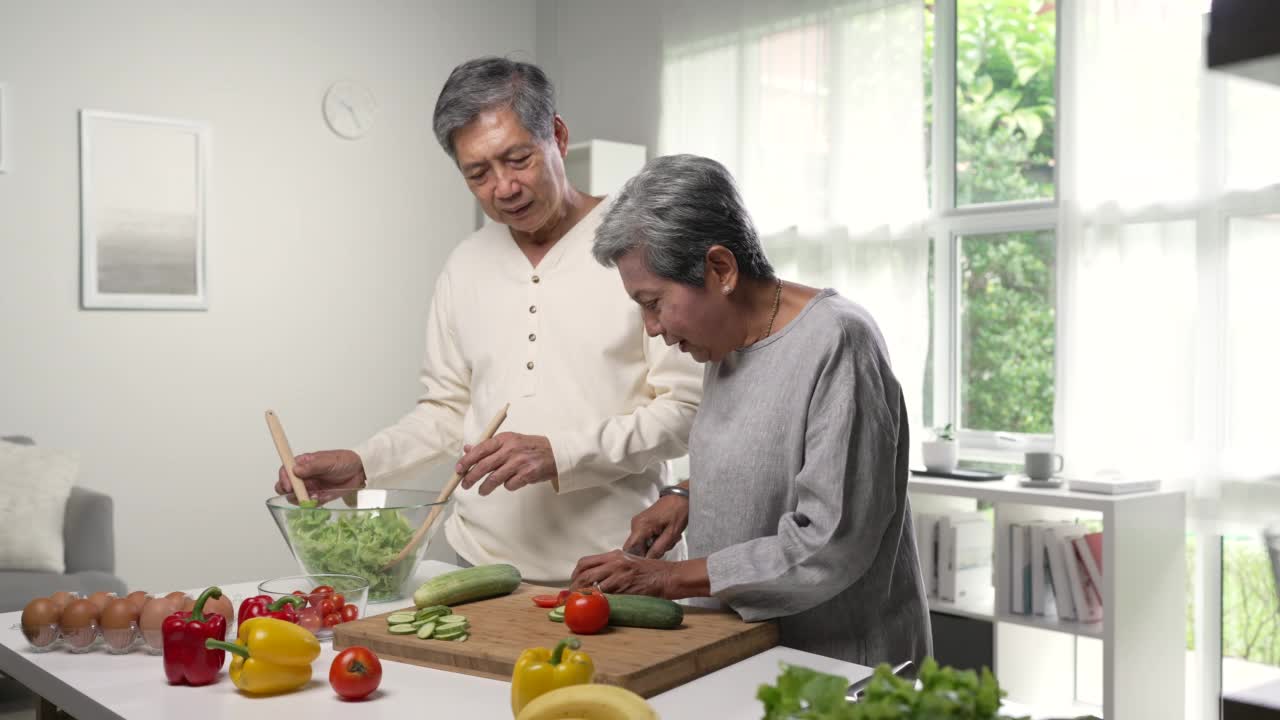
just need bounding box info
[570,550,678,598]
[622,495,689,558]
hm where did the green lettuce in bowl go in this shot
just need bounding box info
[267,489,449,602]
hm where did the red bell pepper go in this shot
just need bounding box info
[238,595,306,623]
[162,586,229,686]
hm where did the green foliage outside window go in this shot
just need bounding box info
[924,1,1057,435]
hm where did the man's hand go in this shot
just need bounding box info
[456,432,558,496]
[274,449,367,502]
[622,496,689,558]
[570,550,677,598]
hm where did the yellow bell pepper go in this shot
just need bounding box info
[511,636,595,716]
[204,617,320,695]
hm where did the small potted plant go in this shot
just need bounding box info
[921,423,958,473]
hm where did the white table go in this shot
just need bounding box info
[1,561,874,719]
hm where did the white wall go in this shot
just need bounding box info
[536,1,663,156]
[0,0,535,591]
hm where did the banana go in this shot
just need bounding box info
[515,684,659,720]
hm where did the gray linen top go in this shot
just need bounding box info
[686,289,931,668]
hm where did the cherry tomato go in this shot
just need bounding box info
[563,589,610,634]
[330,646,382,700]
[340,604,359,622]
[532,594,560,608]
[297,607,323,632]
[313,585,335,596]
[320,598,337,615]
[292,590,307,598]
[323,612,342,628]
[332,593,345,608]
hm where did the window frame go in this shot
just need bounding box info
[928,0,1061,459]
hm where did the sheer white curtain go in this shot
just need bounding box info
[1057,0,1280,523]
[657,0,931,441]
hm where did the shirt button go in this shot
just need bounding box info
[528,305,537,314]
[531,275,541,284]
[528,333,536,342]
[526,361,535,370]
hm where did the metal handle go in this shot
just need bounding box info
[846,660,915,703]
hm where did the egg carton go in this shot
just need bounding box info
[16,591,244,655]
[15,621,154,654]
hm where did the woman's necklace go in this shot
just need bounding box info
[764,278,783,338]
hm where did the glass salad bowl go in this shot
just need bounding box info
[266,489,450,603]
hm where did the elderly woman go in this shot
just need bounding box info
[571,154,930,669]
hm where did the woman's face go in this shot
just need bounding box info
[616,250,737,363]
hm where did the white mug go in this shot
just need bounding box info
[1024,452,1064,481]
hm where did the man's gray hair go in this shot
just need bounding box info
[432,57,555,161]
[592,154,774,286]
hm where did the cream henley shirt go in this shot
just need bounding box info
[353,198,703,583]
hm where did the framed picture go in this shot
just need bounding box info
[79,110,209,310]
[0,83,9,173]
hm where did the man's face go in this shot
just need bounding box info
[452,107,567,235]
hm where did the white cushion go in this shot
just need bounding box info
[0,442,78,573]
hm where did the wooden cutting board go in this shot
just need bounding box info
[333,583,779,698]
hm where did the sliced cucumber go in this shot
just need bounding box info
[548,608,564,623]
[451,634,469,642]
[388,623,417,635]
[387,612,417,625]
[434,625,468,639]
[436,614,468,624]
[416,605,450,620]
[416,622,436,639]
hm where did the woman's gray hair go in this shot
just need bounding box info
[432,57,555,161]
[593,154,774,286]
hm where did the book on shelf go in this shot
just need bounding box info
[914,512,941,598]
[1044,523,1080,621]
[1068,471,1161,495]
[1010,522,1028,614]
[1007,520,1058,617]
[1030,521,1058,617]
[1073,533,1104,613]
[939,512,992,603]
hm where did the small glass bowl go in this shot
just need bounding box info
[257,574,369,641]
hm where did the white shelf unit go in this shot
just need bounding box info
[564,139,646,195]
[909,474,1186,720]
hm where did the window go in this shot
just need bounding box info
[926,0,1058,453]
[958,230,1055,434]
[954,0,1056,205]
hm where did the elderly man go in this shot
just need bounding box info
[275,58,702,585]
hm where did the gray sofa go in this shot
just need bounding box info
[0,437,128,613]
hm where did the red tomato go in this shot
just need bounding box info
[313,585,335,596]
[320,598,338,615]
[297,608,323,632]
[531,594,560,608]
[292,590,307,598]
[556,589,572,606]
[332,593,345,608]
[330,646,382,700]
[563,590,610,634]
[340,604,359,622]
[323,612,342,628]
